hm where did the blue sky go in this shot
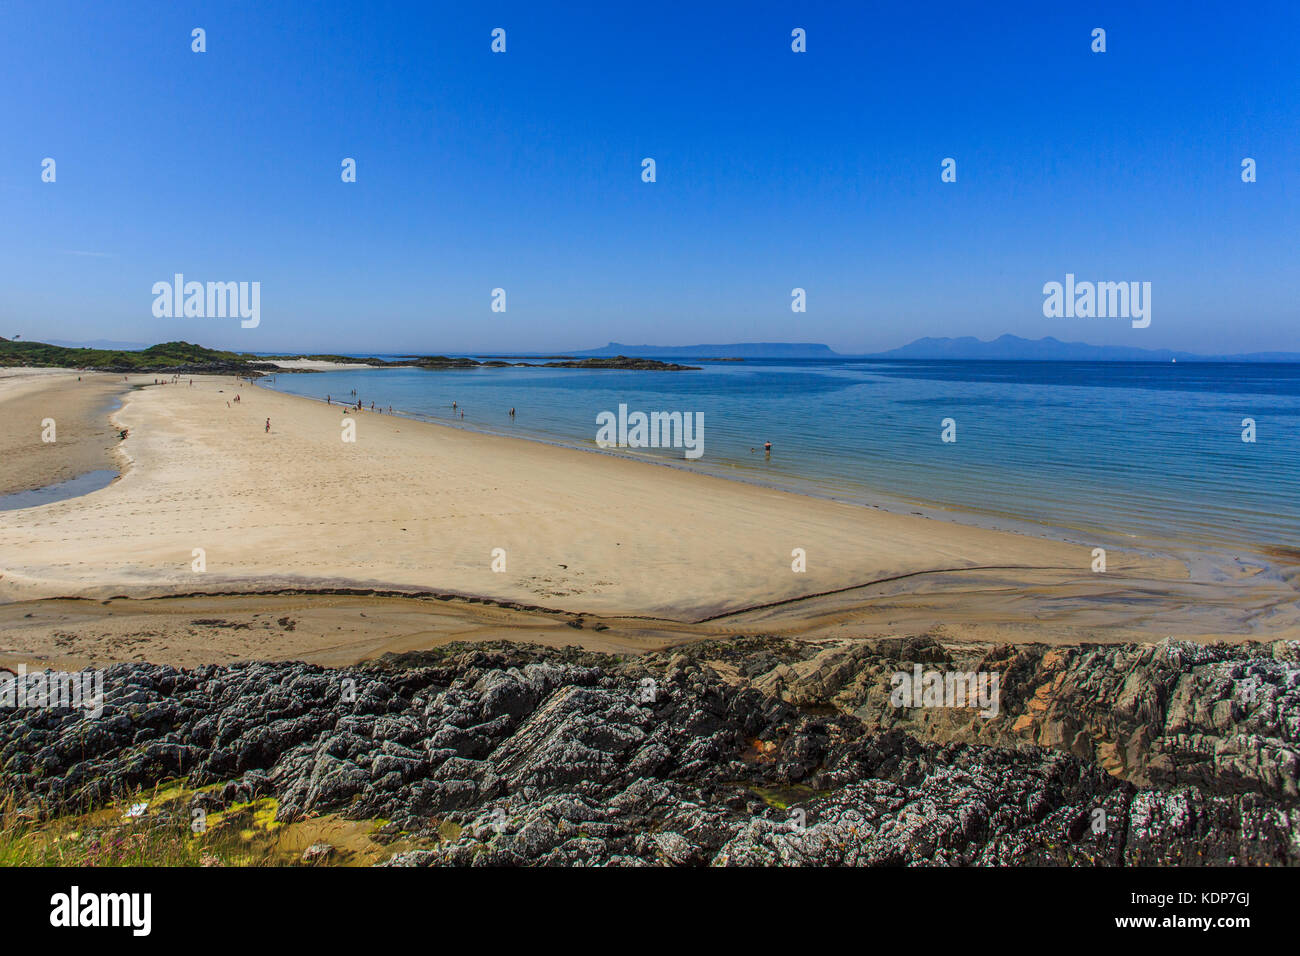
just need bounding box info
[2,0,1296,355]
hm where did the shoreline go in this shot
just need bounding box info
[0,369,128,497]
[253,370,1285,581]
[0,368,1296,668]
[156,358,1291,577]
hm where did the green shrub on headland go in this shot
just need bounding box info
[0,339,391,375]
[0,338,264,373]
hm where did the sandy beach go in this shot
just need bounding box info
[1,369,1296,669]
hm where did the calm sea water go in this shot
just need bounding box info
[262,359,1300,557]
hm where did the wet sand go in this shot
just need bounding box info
[0,369,125,496]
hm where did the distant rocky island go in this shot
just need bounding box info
[413,355,697,371]
[574,342,834,359]
[866,334,1300,363]
[14,333,1299,372]
[571,336,1300,362]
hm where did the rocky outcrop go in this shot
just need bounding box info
[742,636,1300,803]
[1,637,1296,866]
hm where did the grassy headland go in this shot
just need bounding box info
[0,338,697,374]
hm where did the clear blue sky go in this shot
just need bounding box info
[2,0,1296,355]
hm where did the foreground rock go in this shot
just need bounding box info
[1,637,1296,866]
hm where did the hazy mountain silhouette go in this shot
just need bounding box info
[866,334,1300,362]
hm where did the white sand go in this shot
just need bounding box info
[0,372,1133,620]
[2,370,1296,670]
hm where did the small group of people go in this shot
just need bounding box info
[328,394,391,414]
[318,394,526,425]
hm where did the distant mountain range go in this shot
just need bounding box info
[577,336,1300,362]
[19,335,1300,362]
[865,334,1300,362]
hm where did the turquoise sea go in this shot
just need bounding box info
[262,359,1300,561]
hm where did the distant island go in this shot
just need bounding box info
[577,336,1300,363]
[573,342,835,359]
[554,337,1300,362]
[866,334,1300,363]
[10,334,1300,368]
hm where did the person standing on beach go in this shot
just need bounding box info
[327,395,331,405]
[265,418,271,433]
